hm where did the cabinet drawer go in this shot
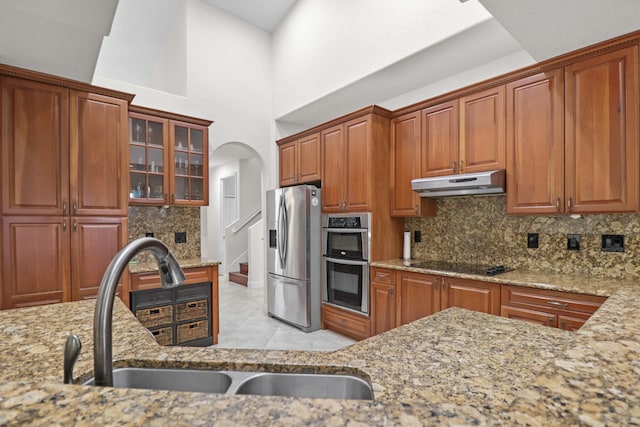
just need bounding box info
[502,285,606,315]
[177,320,209,344]
[130,287,173,307]
[149,326,173,346]
[175,282,210,301]
[135,305,173,328]
[131,266,212,290]
[322,304,370,341]
[176,299,208,322]
[371,267,395,285]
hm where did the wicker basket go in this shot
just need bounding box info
[149,326,173,346]
[176,320,209,344]
[135,305,173,328]
[176,299,208,322]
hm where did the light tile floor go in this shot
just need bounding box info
[213,278,356,351]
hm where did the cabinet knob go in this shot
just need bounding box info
[63,219,67,232]
[442,280,447,292]
[555,197,561,212]
[172,194,176,202]
[451,161,456,172]
[389,289,394,299]
[62,201,67,215]
[73,220,77,232]
[459,159,464,172]
[567,197,573,211]
[546,317,554,326]
[73,201,77,214]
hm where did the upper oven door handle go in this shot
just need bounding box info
[323,228,366,233]
[323,256,368,266]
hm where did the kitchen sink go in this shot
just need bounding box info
[232,372,373,400]
[83,367,233,394]
[83,368,373,400]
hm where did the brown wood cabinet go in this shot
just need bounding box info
[459,86,506,174]
[128,106,212,207]
[421,100,459,177]
[130,264,219,342]
[278,132,321,187]
[370,268,502,335]
[506,69,565,214]
[321,302,371,341]
[565,46,638,213]
[0,69,133,310]
[501,284,606,331]
[507,46,638,215]
[441,276,501,316]
[390,111,436,217]
[418,87,505,178]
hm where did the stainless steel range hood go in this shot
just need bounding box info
[411,170,505,198]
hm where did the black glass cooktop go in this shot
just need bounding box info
[411,261,507,276]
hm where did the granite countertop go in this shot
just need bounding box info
[128,258,219,274]
[1,275,639,425]
[371,258,635,296]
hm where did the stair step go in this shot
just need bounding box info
[229,271,248,286]
[239,262,249,275]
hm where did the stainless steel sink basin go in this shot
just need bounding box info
[83,367,233,394]
[84,368,373,400]
[232,372,373,400]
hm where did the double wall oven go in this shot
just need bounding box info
[322,213,370,315]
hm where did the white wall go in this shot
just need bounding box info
[272,0,492,119]
[206,161,239,263]
[238,158,262,217]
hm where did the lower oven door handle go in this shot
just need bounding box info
[323,256,368,266]
[323,228,367,233]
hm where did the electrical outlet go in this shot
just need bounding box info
[527,233,539,249]
[602,234,624,252]
[567,234,580,251]
[414,230,421,243]
[175,232,187,243]
[145,232,154,238]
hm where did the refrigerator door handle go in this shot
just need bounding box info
[278,194,287,269]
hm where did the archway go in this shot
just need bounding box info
[203,142,266,288]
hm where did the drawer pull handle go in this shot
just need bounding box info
[376,273,388,279]
[189,324,198,329]
[187,303,197,308]
[546,317,554,326]
[547,301,568,308]
[150,309,160,315]
[152,330,160,336]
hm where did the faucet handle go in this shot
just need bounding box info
[63,334,82,384]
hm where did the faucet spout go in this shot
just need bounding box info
[93,237,185,387]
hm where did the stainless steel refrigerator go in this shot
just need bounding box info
[266,185,321,332]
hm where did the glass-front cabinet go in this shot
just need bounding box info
[128,106,212,206]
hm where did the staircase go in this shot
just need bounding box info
[228,262,248,286]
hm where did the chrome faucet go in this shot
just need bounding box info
[93,237,185,387]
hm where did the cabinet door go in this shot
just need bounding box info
[391,111,422,216]
[297,132,321,183]
[129,113,170,205]
[70,91,128,216]
[344,116,371,212]
[169,121,209,206]
[421,100,459,177]
[70,217,128,303]
[1,216,71,309]
[459,86,506,174]
[441,277,501,315]
[278,140,297,187]
[565,46,638,213]
[506,70,565,214]
[397,271,438,325]
[501,305,557,327]
[1,77,69,216]
[321,125,345,212]
[371,282,397,335]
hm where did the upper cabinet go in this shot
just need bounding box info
[390,111,436,217]
[459,86,506,174]
[507,46,638,214]
[128,106,212,207]
[419,87,505,177]
[278,132,321,187]
[321,110,391,213]
[564,46,638,214]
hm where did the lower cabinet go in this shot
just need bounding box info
[500,284,606,331]
[370,267,604,336]
[321,303,371,341]
[130,264,219,344]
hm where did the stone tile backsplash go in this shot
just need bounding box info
[406,195,640,279]
[128,206,201,263]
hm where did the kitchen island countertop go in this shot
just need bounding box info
[1,280,639,425]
